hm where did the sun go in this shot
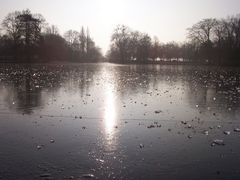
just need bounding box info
[96,0,126,23]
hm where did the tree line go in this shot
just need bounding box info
[108,15,240,65]
[0,9,239,65]
[0,9,103,62]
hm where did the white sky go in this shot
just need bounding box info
[0,0,240,54]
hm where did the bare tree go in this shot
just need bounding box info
[44,25,59,35]
[187,18,217,45]
[128,31,140,61]
[64,30,80,50]
[111,25,131,63]
[109,25,152,63]
[2,11,21,44]
[17,10,43,46]
[136,33,151,63]
[1,9,45,61]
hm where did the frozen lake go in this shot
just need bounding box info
[0,63,240,180]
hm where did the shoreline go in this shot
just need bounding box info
[0,61,239,67]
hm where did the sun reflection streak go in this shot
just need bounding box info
[102,69,118,152]
[104,84,116,136]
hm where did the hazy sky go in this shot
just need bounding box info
[0,0,240,53]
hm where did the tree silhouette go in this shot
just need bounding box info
[111,25,131,63]
[1,9,45,61]
[0,9,240,65]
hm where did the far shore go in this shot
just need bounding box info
[0,60,239,67]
